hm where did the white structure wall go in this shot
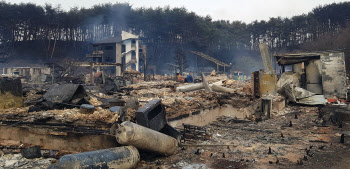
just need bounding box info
[122,38,139,71]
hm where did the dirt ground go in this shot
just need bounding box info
[0,77,349,169]
[137,105,350,169]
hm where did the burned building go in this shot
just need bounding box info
[2,67,51,82]
[274,50,347,99]
[87,31,140,76]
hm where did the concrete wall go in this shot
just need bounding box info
[306,59,323,94]
[124,39,132,68]
[116,43,122,76]
[259,74,277,96]
[2,67,50,81]
[123,39,139,71]
[320,52,347,98]
[93,44,116,63]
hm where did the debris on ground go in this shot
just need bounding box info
[0,61,349,169]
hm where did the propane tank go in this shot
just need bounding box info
[48,146,139,169]
[115,121,178,156]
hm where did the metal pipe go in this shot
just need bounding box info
[48,146,139,169]
[201,73,212,92]
[175,73,212,92]
[211,84,235,93]
[176,83,204,92]
[115,121,178,156]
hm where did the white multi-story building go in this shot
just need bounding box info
[87,31,139,76]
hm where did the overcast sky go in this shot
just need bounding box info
[5,0,349,23]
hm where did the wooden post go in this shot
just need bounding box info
[217,64,219,72]
[52,65,55,85]
[144,53,147,81]
[102,71,105,84]
[90,62,95,85]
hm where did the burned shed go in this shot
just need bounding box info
[274,50,347,99]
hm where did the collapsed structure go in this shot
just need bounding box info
[2,67,51,82]
[0,47,349,169]
[275,50,347,99]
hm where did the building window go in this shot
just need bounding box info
[104,46,113,50]
[122,45,126,53]
[132,51,136,60]
[132,39,136,44]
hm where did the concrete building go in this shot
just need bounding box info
[87,31,139,76]
[274,50,347,99]
[2,67,51,82]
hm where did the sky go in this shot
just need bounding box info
[5,0,349,23]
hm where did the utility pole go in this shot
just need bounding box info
[144,53,146,81]
[52,64,54,84]
[142,45,147,81]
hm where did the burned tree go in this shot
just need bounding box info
[174,48,188,74]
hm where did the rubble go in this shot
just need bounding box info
[28,84,90,112]
[20,147,42,159]
[0,56,349,168]
[0,153,55,169]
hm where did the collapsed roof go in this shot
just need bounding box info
[274,50,344,65]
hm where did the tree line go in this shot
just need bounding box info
[1,1,350,72]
